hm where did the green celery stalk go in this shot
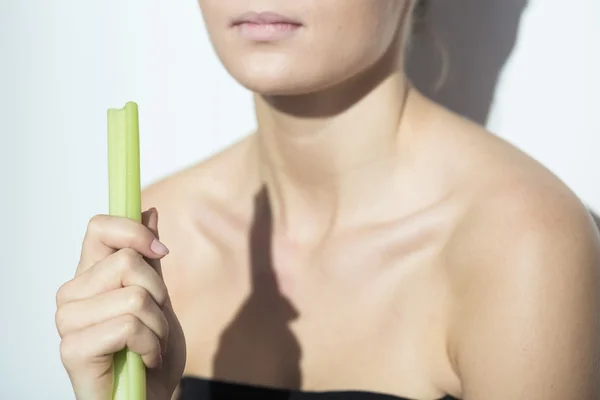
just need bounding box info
[107,101,146,400]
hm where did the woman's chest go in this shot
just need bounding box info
[177,234,452,394]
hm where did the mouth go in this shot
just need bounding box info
[230,11,303,42]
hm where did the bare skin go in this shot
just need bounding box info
[56,1,600,399]
[141,91,600,400]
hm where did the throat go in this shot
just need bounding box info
[248,44,414,244]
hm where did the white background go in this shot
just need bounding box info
[1,0,598,398]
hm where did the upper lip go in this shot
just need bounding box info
[231,11,302,26]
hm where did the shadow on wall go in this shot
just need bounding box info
[406,0,600,234]
[407,0,529,125]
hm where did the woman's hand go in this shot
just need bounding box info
[55,208,186,400]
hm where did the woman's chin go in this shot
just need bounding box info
[222,55,370,98]
[222,62,329,96]
[235,75,320,97]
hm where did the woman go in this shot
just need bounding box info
[54,1,600,399]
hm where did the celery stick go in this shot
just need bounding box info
[107,101,145,400]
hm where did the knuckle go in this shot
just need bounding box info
[122,222,149,248]
[121,314,143,337]
[118,248,143,270]
[59,336,80,366]
[54,306,68,335]
[55,281,70,307]
[87,214,108,235]
[127,287,152,312]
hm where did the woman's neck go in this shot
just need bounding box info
[253,56,414,244]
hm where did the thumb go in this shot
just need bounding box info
[141,207,164,276]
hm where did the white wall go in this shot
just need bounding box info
[408,0,600,213]
[1,0,598,398]
[488,0,600,212]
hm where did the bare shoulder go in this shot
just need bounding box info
[141,134,257,212]
[440,119,600,398]
[141,135,254,241]
[443,114,600,283]
[140,135,258,308]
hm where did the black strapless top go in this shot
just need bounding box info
[179,377,458,400]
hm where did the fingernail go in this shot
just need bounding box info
[151,239,169,256]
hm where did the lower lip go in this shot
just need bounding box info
[234,22,301,42]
